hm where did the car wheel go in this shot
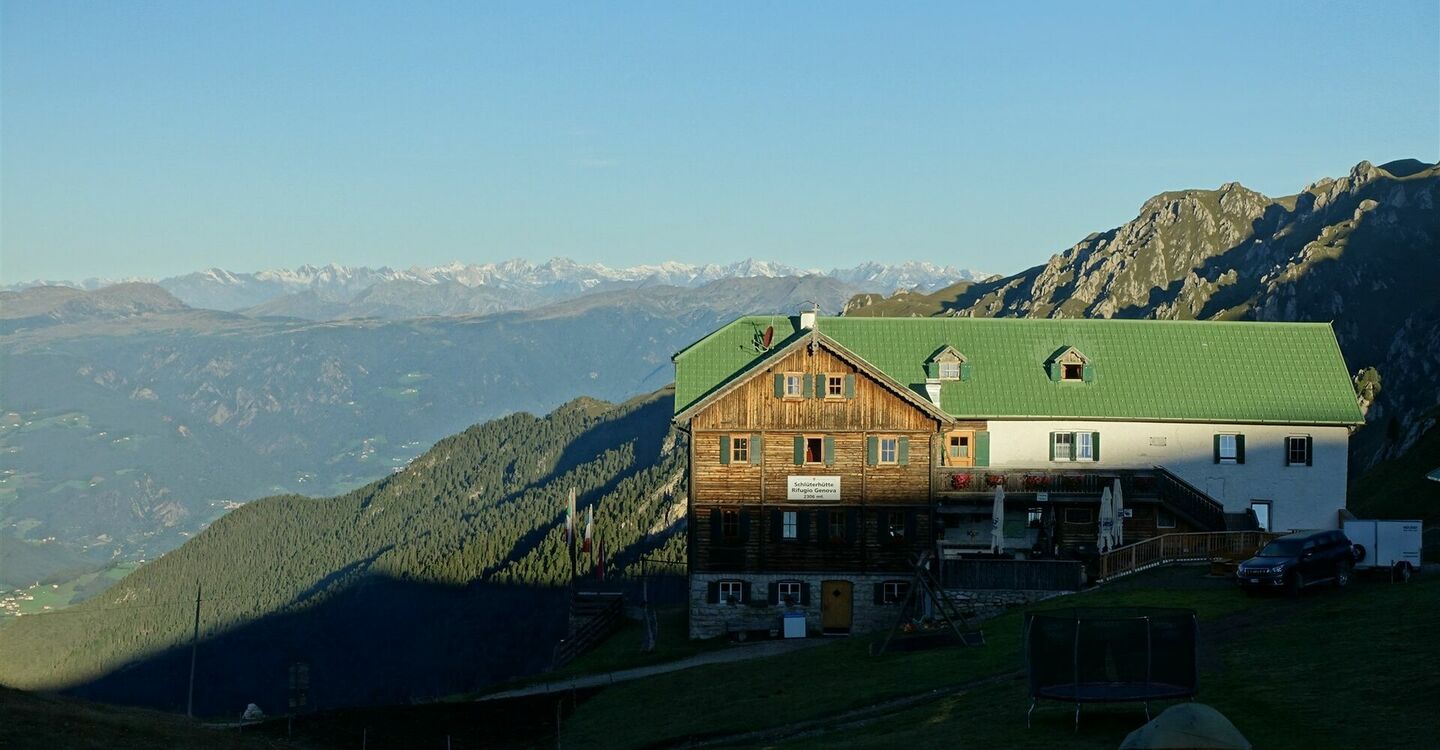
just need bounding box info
[1351,544,1366,564]
[1287,572,1304,597]
[1334,561,1351,589]
[1394,562,1413,583]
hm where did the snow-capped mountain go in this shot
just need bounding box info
[7,257,991,317]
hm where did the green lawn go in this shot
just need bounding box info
[559,567,1440,749]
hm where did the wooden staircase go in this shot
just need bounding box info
[1096,531,1278,582]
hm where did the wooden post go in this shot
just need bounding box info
[187,583,201,718]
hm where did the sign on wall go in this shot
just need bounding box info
[787,475,841,501]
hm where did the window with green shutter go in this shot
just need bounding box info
[719,435,731,465]
[974,431,990,466]
[866,436,879,465]
[750,433,763,465]
[844,373,856,398]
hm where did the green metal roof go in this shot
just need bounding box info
[674,316,1364,426]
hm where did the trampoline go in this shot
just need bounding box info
[1024,607,1198,728]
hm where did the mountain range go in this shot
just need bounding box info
[8,258,991,320]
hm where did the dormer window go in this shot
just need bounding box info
[926,345,970,381]
[1047,347,1092,383]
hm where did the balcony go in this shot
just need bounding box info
[937,467,1161,499]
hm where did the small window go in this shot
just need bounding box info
[826,375,844,397]
[1064,507,1093,524]
[885,511,905,543]
[1286,436,1311,466]
[782,511,797,540]
[878,436,898,465]
[805,437,824,464]
[730,436,749,463]
[882,580,910,604]
[1052,432,1073,462]
[827,511,845,542]
[1218,434,1238,463]
[1062,363,1084,381]
[784,373,803,397]
[1156,509,1176,529]
[721,510,739,540]
[1076,432,1094,462]
[1027,507,1043,527]
[777,580,802,606]
[948,434,970,459]
[938,361,961,380]
[719,580,743,605]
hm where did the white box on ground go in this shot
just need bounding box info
[1343,519,1422,571]
[782,612,806,639]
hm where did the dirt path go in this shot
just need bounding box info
[475,638,828,702]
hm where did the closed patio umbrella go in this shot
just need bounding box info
[990,484,1006,554]
[1112,477,1125,547]
[1098,487,1113,552]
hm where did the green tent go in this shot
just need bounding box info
[1119,703,1251,750]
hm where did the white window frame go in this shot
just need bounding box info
[1061,362,1084,381]
[804,435,825,465]
[784,373,803,397]
[777,580,801,606]
[1218,434,1238,463]
[882,581,909,605]
[1076,432,1094,462]
[1286,436,1310,467]
[938,361,961,380]
[730,435,749,463]
[719,580,743,605]
[826,375,844,398]
[1052,432,1073,462]
[878,436,898,465]
[1250,500,1272,532]
[782,511,797,540]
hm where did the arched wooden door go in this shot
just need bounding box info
[820,580,853,633]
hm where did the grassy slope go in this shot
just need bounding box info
[0,686,307,750]
[559,568,1440,749]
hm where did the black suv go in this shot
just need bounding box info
[1237,530,1355,595]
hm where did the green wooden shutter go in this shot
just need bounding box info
[1047,362,1061,382]
[800,582,811,605]
[771,510,783,542]
[768,581,779,605]
[1048,432,1056,461]
[975,431,990,467]
[898,437,910,465]
[844,374,855,398]
[750,433,762,465]
[924,361,939,378]
[774,373,785,397]
[874,583,886,605]
[1091,432,1100,461]
[793,436,805,465]
[709,509,721,542]
[1069,432,1077,461]
[814,372,827,399]
[1236,434,1245,465]
[707,580,720,604]
[739,510,751,541]
[797,511,809,541]
[802,373,813,398]
[1305,436,1313,466]
[740,581,751,603]
[1082,364,1094,383]
[1213,434,1221,464]
[719,435,731,465]
[866,436,879,465]
[823,435,835,466]
[959,363,972,381]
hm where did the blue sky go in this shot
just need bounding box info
[3,1,1437,282]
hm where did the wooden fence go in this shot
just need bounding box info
[1097,531,1278,582]
[941,558,1086,591]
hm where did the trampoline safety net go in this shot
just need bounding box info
[1024,607,1198,703]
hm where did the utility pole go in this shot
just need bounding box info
[187,583,201,718]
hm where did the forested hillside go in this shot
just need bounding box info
[0,389,685,715]
[846,159,1440,473]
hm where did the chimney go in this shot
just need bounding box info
[924,378,942,407]
[799,309,818,331]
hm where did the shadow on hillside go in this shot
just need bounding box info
[63,574,572,719]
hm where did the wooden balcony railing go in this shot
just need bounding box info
[1097,531,1278,582]
[936,467,1162,497]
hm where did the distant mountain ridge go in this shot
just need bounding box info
[7,258,991,318]
[845,159,1440,471]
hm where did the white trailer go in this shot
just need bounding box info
[1342,519,1423,581]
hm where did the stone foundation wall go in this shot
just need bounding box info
[688,572,1073,639]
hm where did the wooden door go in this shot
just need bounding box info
[820,580,852,632]
[944,430,975,467]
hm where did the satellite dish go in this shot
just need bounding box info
[762,326,774,349]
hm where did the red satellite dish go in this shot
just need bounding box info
[762,326,774,349]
